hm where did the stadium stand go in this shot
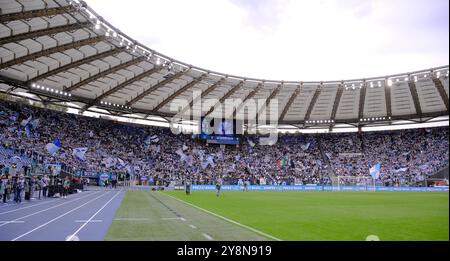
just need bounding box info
[1,99,448,193]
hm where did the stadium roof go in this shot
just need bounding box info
[0,0,449,130]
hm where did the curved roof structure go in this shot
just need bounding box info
[0,0,449,130]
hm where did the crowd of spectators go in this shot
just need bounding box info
[0,99,448,188]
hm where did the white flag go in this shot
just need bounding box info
[73,147,88,161]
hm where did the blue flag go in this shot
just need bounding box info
[46,138,61,156]
[370,163,381,179]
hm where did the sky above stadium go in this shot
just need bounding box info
[85,0,449,81]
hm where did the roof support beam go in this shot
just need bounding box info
[152,73,208,112]
[384,79,392,119]
[0,22,90,46]
[204,81,244,117]
[255,84,282,122]
[64,56,145,92]
[88,66,162,107]
[432,76,449,113]
[0,6,75,24]
[358,82,367,120]
[408,79,423,118]
[304,85,322,122]
[279,85,301,122]
[331,84,344,122]
[232,83,263,119]
[0,36,105,70]
[126,71,185,107]
[27,47,124,83]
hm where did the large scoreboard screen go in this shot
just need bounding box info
[199,117,242,145]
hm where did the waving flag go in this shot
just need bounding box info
[248,138,255,147]
[20,115,32,127]
[202,155,216,169]
[394,167,409,173]
[30,119,40,129]
[25,125,31,138]
[116,158,126,169]
[301,143,311,151]
[73,147,88,161]
[370,163,381,179]
[45,138,61,156]
[145,135,159,145]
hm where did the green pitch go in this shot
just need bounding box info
[106,190,448,241]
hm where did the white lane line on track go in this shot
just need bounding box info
[0,221,25,224]
[202,233,213,240]
[75,220,103,223]
[12,191,112,241]
[189,224,197,229]
[0,191,102,228]
[0,192,92,215]
[162,193,283,241]
[66,190,122,241]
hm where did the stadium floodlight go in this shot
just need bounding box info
[31,83,36,88]
[404,77,409,81]
[387,79,393,87]
[377,81,381,87]
[396,79,400,82]
[95,24,101,30]
[370,82,374,88]
[389,116,391,120]
[113,31,118,38]
[46,88,49,91]
[68,93,72,97]
[436,72,441,77]
[424,74,427,78]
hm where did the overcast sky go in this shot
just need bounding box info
[85,0,449,81]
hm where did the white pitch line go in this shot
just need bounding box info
[162,193,282,241]
[11,191,111,241]
[0,191,102,228]
[75,220,103,223]
[66,190,122,241]
[189,224,197,229]
[161,217,185,221]
[202,233,214,240]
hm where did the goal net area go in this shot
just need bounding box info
[332,176,376,191]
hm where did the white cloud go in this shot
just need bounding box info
[85,0,449,81]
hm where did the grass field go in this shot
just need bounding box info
[106,190,449,241]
